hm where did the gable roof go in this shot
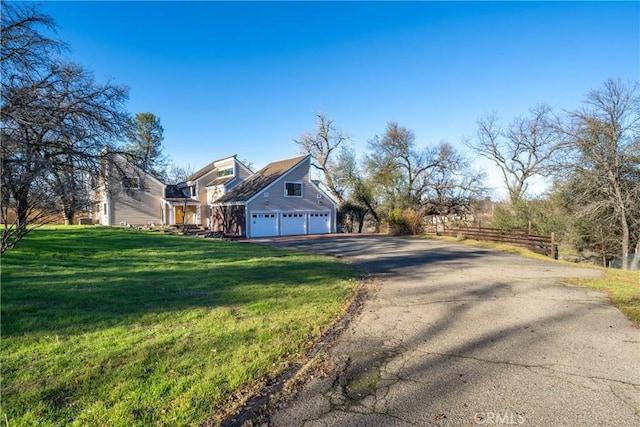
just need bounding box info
[164,184,190,199]
[103,149,166,188]
[214,155,308,204]
[186,155,236,182]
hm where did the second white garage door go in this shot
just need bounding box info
[281,212,306,236]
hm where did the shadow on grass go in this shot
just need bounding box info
[2,227,355,338]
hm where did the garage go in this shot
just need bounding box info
[214,156,338,238]
[250,212,278,238]
[309,212,331,234]
[250,211,332,237]
[281,212,306,236]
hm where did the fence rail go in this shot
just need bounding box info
[427,226,557,258]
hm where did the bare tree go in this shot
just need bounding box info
[466,104,566,203]
[294,112,350,203]
[50,154,93,225]
[1,0,66,74]
[1,1,63,248]
[424,142,488,221]
[562,78,640,269]
[1,2,129,251]
[165,163,195,185]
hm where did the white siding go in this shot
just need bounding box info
[97,154,165,226]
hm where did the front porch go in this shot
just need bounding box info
[163,199,202,226]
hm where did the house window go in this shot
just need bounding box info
[122,177,140,189]
[284,181,302,197]
[218,167,234,177]
[190,185,197,197]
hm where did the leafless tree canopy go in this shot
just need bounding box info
[294,112,351,203]
[1,1,130,251]
[1,0,66,75]
[466,104,566,203]
[561,78,640,269]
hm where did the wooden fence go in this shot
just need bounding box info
[427,226,557,259]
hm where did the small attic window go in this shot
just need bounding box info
[285,181,302,198]
[218,167,234,177]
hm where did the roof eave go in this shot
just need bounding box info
[211,201,246,207]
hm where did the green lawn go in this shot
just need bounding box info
[1,227,359,426]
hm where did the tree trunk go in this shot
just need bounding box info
[63,209,74,225]
[357,209,368,234]
[16,192,29,229]
[613,181,631,270]
[363,199,380,225]
[631,240,640,271]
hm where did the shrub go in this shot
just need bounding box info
[387,208,423,236]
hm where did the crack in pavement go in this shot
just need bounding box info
[261,236,639,426]
[416,351,640,387]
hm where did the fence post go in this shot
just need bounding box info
[550,232,556,259]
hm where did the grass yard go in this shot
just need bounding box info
[1,226,359,426]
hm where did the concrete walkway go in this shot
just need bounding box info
[259,235,640,426]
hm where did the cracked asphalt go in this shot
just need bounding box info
[257,235,640,426]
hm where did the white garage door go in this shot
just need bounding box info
[281,212,306,236]
[250,212,278,237]
[309,212,331,234]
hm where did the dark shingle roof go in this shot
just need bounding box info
[204,175,235,187]
[214,155,308,204]
[164,184,190,199]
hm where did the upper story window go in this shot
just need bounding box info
[218,167,234,177]
[122,177,140,189]
[284,181,302,197]
[189,185,197,197]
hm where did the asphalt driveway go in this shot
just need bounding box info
[258,235,640,426]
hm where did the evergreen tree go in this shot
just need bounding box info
[124,112,167,180]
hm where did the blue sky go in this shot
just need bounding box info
[40,1,639,194]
